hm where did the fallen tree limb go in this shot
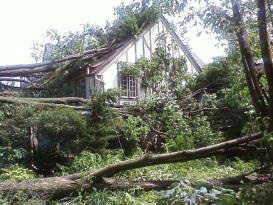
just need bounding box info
[0,66,55,77]
[0,132,263,199]
[0,96,90,110]
[96,162,273,191]
[0,40,116,72]
[31,60,75,88]
[95,172,273,191]
[12,97,88,105]
[0,96,126,110]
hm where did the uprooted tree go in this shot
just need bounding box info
[0,0,273,200]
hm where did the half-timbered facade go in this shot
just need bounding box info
[67,15,204,100]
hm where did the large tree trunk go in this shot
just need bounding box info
[231,0,268,116]
[0,40,116,79]
[0,41,115,72]
[0,132,262,199]
[94,173,272,191]
[0,96,88,104]
[0,96,90,110]
[257,0,273,127]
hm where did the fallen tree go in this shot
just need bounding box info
[0,96,88,105]
[0,132,264,199]
[0,96,90,110]
[0,40,116,73]
[95,163,273,191]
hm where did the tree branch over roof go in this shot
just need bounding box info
[0,40,117,83]
[0,40,116,72]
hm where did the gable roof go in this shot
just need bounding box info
[85,15,204,76]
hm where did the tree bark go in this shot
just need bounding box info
[0,132,262,199]
[0,66,55,77]
[0,41,115,72]
[0,96,90,110]
[231,0,268,116]
[257,0,273,126]
[94,172,273,191]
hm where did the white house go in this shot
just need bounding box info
[67,15,204,100]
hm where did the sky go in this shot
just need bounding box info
[0,0,225,66]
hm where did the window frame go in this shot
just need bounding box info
[118,63,138,99]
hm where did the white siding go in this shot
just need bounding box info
[119,53,127,62]
[159,20,164,33]
[127,44,136,63]
[136,37,144,58]
[143,31,151,59]
[186,60,192,74]
[103,63,118,90]
[151,23,159,52]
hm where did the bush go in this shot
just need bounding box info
[238,183,273,204]
[0,104,89,174]
[0,146,27,168]
[0,165,36,180]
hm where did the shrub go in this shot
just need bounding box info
[0,165,36,180]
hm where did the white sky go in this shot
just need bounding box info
[0,0,225,66]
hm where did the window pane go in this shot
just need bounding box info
[120,74,128,97]
[129,76,136,98]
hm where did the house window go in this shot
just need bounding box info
[75,78,86,98]
[119,73,138,98]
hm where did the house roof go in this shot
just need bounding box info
[86,15,204,76]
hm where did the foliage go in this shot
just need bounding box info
[68,150,123,174]
[0,103,38,158]
[0,165,36,180]
[0,148,259,204]
[159,180,238,205]
[36,7,159,59]
[27,7,160,98]
[0,146,27,168]
[0,191,48,205]
[79,89,126,153]
[107,7,159,41]
[120,116,149,155]
[237,183,273,205]
[1,1,272,203]
[52,152,257,204]
[53,188,158,205]
[35,106,87,151]
[119,34,190,93]
[188,55,259,139]
[0,103,88,173]
[125,90,221,152]
[117,42,222,152]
